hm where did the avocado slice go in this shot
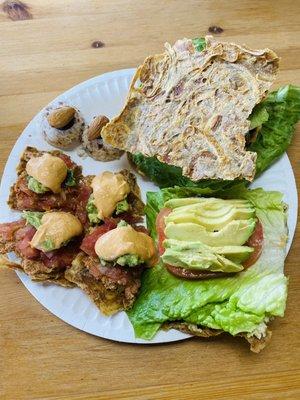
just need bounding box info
[166,206,255,231]
[165,198,255,230]
[162,239,245,273]
[165,219,256,246]
[212,245,254,263]
[164,239,253,262]
[168,200,254,216]
[170,205,253,218]
[165,197,252,210]
[162,198,257,273]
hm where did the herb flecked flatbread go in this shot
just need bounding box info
[102,36,278,181]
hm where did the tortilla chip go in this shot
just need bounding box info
[65,253,142,315]
[0,255,75,287]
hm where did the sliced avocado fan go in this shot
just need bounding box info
[163,198,257,273]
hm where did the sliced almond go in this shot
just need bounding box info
[87,115,109,140]
[47,106,76,129]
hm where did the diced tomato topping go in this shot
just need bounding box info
[56,153,76,169]
[1,217,80,267]
[80,218,118,257]
[76,183,92,205]
[15,225,40,260]
[0,220,25,241]
[17,177,34,196]
[74,183,92,225]
[40,242,80,269]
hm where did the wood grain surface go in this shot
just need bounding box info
[0,1,299,399]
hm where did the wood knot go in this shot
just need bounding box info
[2,0,32,21]
[208,26,224,34]
[91,41,105,49]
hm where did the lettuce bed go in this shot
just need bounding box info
[127,187,288,340]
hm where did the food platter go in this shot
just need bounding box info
[0,68,297,344]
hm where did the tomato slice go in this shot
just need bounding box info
[156,208,172,255]
[166,264,230,280]
[243,220,264,269]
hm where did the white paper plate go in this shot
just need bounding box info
[0,69,298,344]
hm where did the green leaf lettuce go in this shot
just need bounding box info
[249,85,300,175]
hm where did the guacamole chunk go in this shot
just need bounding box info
[117,254,143,267]
[41,238,56,252]
[27,176,48,194]
[99,253,142,267]
[117,220,128,227]
[22,211,43,229]
[86,195,101,224]
[115,198,129,215]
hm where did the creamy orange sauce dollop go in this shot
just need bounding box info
[91,171,130,219]
[26,153,68,193]
[94,225,156,266]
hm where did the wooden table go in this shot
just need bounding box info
[0,1,299,399]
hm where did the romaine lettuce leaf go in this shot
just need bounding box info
[131,153,242,190]
[249,104,269,130]
[127,187,288,340]
[249,85,300,175]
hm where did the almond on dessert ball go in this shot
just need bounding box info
[42,102,85,149]
[81,115,123,161]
